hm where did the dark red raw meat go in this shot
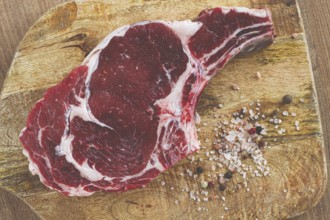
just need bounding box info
[20,7,275,196]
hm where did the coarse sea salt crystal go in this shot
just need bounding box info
[231,83,240,90]
[256,71,262,79]
[224,153,232,160]
[211,165,216,171]
[249,109,254,116]
[260,129,267,135]
[225,134,236,142]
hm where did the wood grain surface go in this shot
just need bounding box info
[0,0,329,219]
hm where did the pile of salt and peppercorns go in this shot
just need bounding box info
[160,94,299,213]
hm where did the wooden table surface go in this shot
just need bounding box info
[0,0,329,219]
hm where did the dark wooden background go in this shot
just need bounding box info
[0,0,329,219]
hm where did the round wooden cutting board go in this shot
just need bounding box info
[0,0,327,219]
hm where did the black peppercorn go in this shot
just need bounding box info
[224,171,233,179]
[239,108,245,116]
[219,183,226,191]
[196,166,204,174]
[282,95,293,104]
[256,126,263,135]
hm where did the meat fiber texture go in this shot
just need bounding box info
[20,7,275,196]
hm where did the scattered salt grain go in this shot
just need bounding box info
[249,109,254,117]
[294,121,300,131]
[291,32,298,39]
[231,83,240,91]
[282,111,289,116]
[291,112,297,117]
[161,181,166,186]
[201,180,208,189]
[219,176,226,184]
[175,200,179,205]
[278,128,286,134]
[256,71,262,79]
[211,164,216,171]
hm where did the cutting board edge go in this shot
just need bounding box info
[0,0,77,100]
[0,186,45,220]
[0,0,328,219]
[297,0,328,198]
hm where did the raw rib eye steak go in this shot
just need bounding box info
[20,7,275,196]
